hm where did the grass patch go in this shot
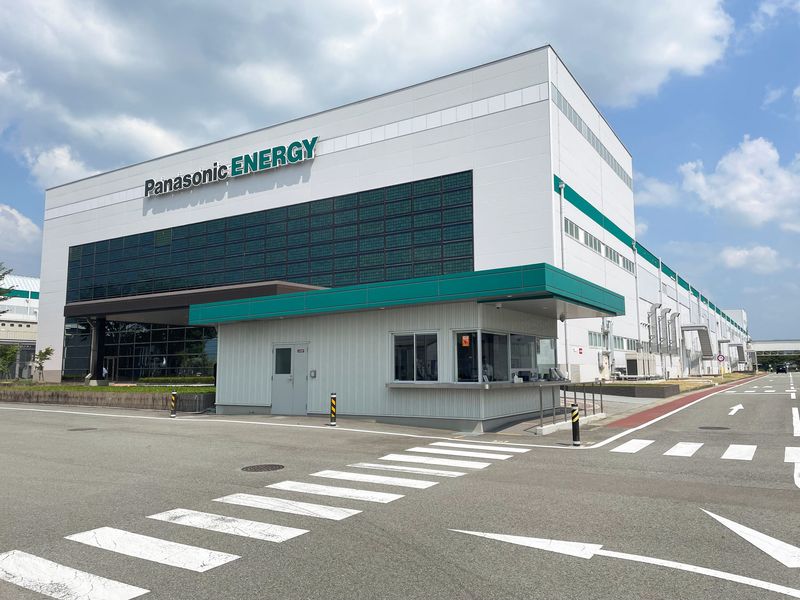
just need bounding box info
[0,383,214,395]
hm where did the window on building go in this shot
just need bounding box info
[564,218,580,240]
[588,331,603,347]
[481,332,509,382]
[622,257,635,273]
[510,334,536,377]
[393,333,438,381]
[456,331,479,382]
[583,231,602,254]
[536,338,557,376]
[605,246,620,265]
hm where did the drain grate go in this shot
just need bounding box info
[67,427,98,432]
[241,464,284,472]
[698,426,729,430]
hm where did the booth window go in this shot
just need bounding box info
[456,331,478,382]
[393,333,438,382]
[536,337,557,376]
[481,332,509,381]
[511,334,536,379]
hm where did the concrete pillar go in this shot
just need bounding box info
[87,316,106,383]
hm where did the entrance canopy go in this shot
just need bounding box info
[188,263,625,325]
[64,281,322,325]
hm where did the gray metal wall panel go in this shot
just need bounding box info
[216,301,556,420]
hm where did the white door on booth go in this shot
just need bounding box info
[271,346,294,415]
[291,344,308,415]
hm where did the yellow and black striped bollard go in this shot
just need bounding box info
[170,390,177,418]
[329,393,337,427]
[571,403,580,446]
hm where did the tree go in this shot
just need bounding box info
[0,262,13,314]
[33,347,54,382]
[0,344,19,379]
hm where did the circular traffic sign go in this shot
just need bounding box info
[717,354,725,362]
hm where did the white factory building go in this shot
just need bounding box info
[1,274,40,379]
[38,46,749,430]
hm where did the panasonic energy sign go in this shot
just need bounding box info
[144,136,319,197]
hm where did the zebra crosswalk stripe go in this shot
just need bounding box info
[267,480,404,503]
[311,469,438,489]
[721,444,757,461]
[148,508,308,542]
[379,453,490,469]
[610,439,654,454]
[65,526,239,572]
[348,462,467,477]
[663,442,704,457]
[0,549,149,599]
[429,442,529,453]
[214,493,361,521]
[405,447,513,460]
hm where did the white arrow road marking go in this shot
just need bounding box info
[728,404,744,416]
[791,393,797,400]
[703,509,800,568]
[0,550,149,599]
[450,530,800,599]
[793,408,800,437]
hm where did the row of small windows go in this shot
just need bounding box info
[564,218,635,274]
[0,322,32,328]
[551,84,633,190]
[588,331,639,352]
[66,172,475,302]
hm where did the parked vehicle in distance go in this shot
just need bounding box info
[776,365,788,373]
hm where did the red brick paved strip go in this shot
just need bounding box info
[606,376,761,429]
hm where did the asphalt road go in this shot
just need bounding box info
[0,373,798,599]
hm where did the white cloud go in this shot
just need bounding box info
[0,204,42,274]
[23,145,96,189]
[747,0,800,34]
[634,172,681,206]
[679,135,800,232]
[794,85,800,105]
[762,85,786,108]
[635,221,649,237]
[0,0,736,192]
[719,245,786,274]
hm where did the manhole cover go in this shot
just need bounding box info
[241,464,284,472]
[67,427,97,432]
[698,426,729,430]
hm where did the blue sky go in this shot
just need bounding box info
[0,1,797,338]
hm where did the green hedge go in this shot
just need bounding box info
[139,376,215,384]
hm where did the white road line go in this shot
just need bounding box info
[0,549,149,599]
[793,408,800,437]
[379,453,490,469]
[663,442,704,457]
[610,439,654,454]
[429,442,529,453]
[213,493,361,521]
[766,390,776,394]
[721,444,757,461]
[65,526,239,572]
[405,447,512,460]
[267,481,404,503]
[348,462,466,477]
[311,469,437,489]
[744,390,756,393]
[792,393,797,400]
[147,508,308,542]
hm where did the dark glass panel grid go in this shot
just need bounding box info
[62,318,217,381]
[65,171,473,304]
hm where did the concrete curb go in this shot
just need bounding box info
[530,412,606,435]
